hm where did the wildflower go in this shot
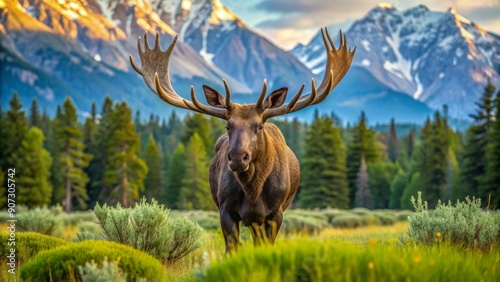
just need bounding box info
[368,262,374,270]
[368,238,376,247]
[436,232,442,239]
[413,257,421,264]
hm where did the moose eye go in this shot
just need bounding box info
[258,125,264,130]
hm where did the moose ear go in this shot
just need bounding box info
[203,85,226,108]
[263,87,288,109]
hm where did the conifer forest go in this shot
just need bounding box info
[2,81,499,212]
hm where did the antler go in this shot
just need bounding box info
[129,32,229,119]
[261,28,356,120]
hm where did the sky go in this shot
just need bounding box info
[221,0,500,50]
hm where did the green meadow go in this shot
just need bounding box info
[1,201,498,282]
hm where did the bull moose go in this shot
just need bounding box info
[130,28,355,252]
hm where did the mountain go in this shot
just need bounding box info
[291,3,500,118]
[2,0,484,123]
[0,0,252,117]
[147,0,314,91]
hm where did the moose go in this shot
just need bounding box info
[130,28,355,252]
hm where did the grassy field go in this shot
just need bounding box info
[1,211,499,281]
[165,222,499,281]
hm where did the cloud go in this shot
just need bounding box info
[461,5,500,21]
[256,0,378,15]
[222,0,500,48]
[256,17,318,29]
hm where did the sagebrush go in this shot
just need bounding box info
[77,198,204,263]
[78,258,128,282]
[17,206,62,235]
[407,192,500,250]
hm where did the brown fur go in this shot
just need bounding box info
[209,104,300,252]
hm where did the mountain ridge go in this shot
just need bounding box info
[291,4,500,118]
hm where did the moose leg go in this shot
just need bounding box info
[220,210,240,253]
[249,223,266,246]
[264,211,283,244]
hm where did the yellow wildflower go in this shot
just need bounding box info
[368,262,374,270]
[436,232,442,238]
[368,238,376,247]
[414,257,421,264]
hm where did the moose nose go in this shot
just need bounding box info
[228,149,250,172]
[228,149,250,162]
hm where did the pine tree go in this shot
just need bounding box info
[102,102,148,207]
[83,102,98,151]
[387,118,399,163]
[460,82,495,200]
[411,112,450,208]
[182,113,212,153]
[144,135,163,201]
[482,91,500,208]
[29,98,42,128]
[52,98,92,212]
[87,97,114,207]
[179,133,214,210]
[367,161,398,209]
[163,111,184,156]
[406,129,415,159]
[355,156,373,209]
[2,94,29,170]
[389,172,408,209]
[15,128,53,207]
[289,117,303,160]
[346,112,381,206]
[299,115,350,209]
[400,172,422,210]
[162,143,186,208]
[48,107,64,205]
[83,102,98,207]
[40,110,52,143]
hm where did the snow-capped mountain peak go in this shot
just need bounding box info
[291,4,500,118]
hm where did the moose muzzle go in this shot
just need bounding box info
[228,148,250,172]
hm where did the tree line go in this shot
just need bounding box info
[1,81,499,211]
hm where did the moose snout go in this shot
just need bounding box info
[228,149,250,172]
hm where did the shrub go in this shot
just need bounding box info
[321,209,348,222]
[407,192,500,250]
[78,258,127,282]
[286,209,329,223]
[351,207,372,215]
[0,232,68,264]
[358,213,381,226]
[170,210,220,230]
[17,206,62,235]
[374,212,397,226]
[394,210,413,221]
[60,211,97,226]
[282,210,329,233]
[77,198,204,263]
[20,240,166,281]
[77,221,101,233]
[330,214,364,228]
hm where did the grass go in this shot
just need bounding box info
[171,224,405,281]
[200,238,500,282]
[1,214,498,281]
